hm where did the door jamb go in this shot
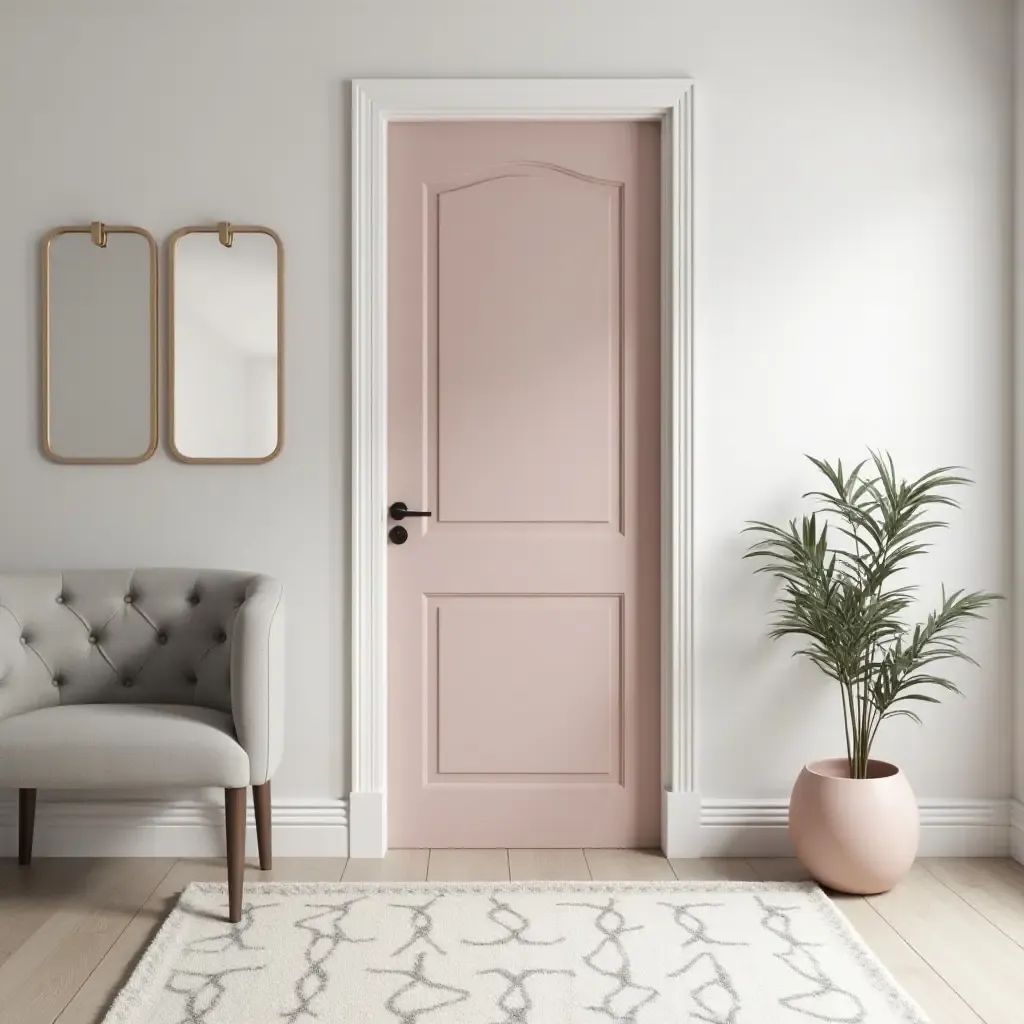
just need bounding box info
[349,78,697,857]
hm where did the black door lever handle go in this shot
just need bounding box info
[389,502,432,521]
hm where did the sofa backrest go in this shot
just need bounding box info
[0,569,261,721]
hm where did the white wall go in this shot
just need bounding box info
[1014,0,1024,864]
[0,0,1014,849]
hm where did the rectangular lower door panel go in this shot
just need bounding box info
[429,595,622,780]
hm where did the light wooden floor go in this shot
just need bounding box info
[1,853,1022,1023]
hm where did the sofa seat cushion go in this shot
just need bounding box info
[0,704,250,789]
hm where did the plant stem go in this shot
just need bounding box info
[865,712,882,766]
[838,679,853,771]
[859,658,871,778]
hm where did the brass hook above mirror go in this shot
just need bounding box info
[217,221,234,247]
[90,221,107,248]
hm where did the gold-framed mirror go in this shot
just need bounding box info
[168,224,284,464]
[41,223,158,464]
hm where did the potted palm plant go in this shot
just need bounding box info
[745,452,998,893]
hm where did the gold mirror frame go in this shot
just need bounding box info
[167,223,285,465]
[41,224,159,464]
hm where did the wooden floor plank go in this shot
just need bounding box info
[746,857,813,882]
[831,894,984,1024]
[920,858,1024,949]
[0,858,174,1024]
[669,857,759,881]
[867,863,1024,1024]
[342,849,429,882]
[0,911,85,997]
[0,860,99,968]
[53,861,203,1024]
[157,856,349,885]
[508,849,590,881]
[426,849,510,882]
[584,849,675,881]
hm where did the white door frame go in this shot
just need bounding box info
[349,78,697,858]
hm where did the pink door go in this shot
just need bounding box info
[388,121,661,848]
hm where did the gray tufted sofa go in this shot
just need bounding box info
[0,569,284,922]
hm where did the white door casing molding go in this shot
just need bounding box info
[349,79,696,858]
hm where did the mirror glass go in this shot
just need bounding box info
[43,228,157,463]
[171,228,282,462]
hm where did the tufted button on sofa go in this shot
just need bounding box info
[0,569,284,923]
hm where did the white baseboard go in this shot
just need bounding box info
[1,792,1012,860]
[0,796,348,858]
[700,798,1011,857]
[1011,799,1024,865]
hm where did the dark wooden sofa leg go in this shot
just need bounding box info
[225,787,246,923]
[18,789,36,866]
[253,781,272,871]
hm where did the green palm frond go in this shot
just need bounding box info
[744,452,999,778]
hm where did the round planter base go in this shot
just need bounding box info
[788,758,919,894]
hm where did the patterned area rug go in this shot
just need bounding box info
[102,881,929,1023]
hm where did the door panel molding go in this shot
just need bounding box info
[426,593,624,782]
[430,166,623,528]
[350,78,696,857]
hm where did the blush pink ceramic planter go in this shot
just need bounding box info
[788,758,919,894]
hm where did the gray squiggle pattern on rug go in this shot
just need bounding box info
[671,952,742,1024]
[660,901,746,949]
[464,896,563,947]
[562,898,658,1022]
[756,896,866,1022]
[369,951,471,1023]
[163,904,276,1024]
[662,902,745,1024]
[281,898,375,1023]
[479,968,574,1024]
[392,896,447,957]
[165,966,261,1024]
[186,902,277,954]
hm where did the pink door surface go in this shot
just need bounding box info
[388,121,661,848]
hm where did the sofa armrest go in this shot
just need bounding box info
[0,636,14,722]
[230,576,285,786]
[0,616,53,725]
